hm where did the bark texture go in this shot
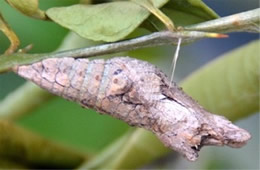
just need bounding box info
[13,57,251,161]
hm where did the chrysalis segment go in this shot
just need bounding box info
[70,59,89,91]
[14,56,251,161]
[80,59,106,108]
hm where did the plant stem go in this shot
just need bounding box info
[185,8,260,33]
[0,30,226,73]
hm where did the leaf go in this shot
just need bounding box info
[101,130,168,169]
[0,13,20,55]
[46,0,169,42]
[46,0,220,42]
[144,0,219,31]
[185,8,260,33]
[5,0,47,20]
[182,39,260,121]
[81,40,260,169]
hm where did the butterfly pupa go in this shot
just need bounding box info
[13,57,251,161]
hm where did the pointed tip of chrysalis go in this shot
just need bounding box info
[206,33,229,38]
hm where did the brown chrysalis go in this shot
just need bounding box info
[13,57,251,161]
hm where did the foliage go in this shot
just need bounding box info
[0,0,259,169]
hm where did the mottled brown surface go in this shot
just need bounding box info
[13,57,251,161]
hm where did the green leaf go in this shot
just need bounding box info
[166,0,219,25]
[144,0,219,30]
[6,0,47,20]
[79,129,168,169]
[46,0,219,42]
[46,0,168,42]
[101,129,168,169]
[182,40,260,121]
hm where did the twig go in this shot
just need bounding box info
[0,30,226,73]
[52,31,225,59]
[185,8,260,33]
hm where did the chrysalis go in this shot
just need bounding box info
[13,57,251,161]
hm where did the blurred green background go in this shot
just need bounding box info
[0,0,259,169]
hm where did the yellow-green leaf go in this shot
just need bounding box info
[46,0,168,42]
[182,40,260,121]
[145,0,219,31]
[6,0,46,20]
